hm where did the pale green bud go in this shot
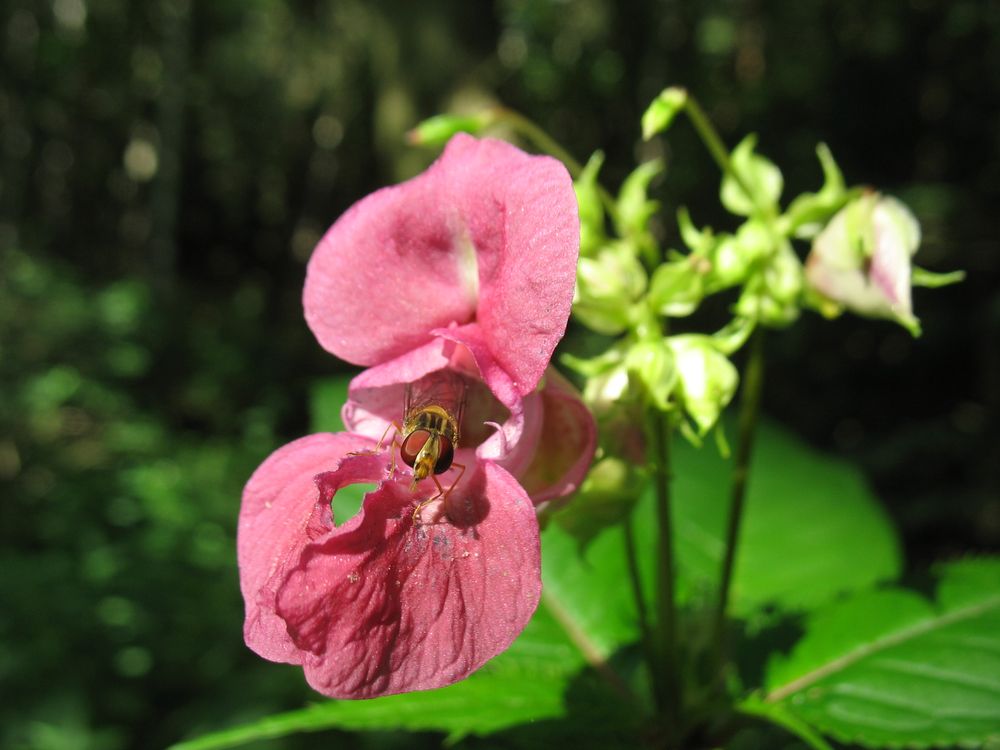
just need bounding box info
[406,111,496,146]
[555,456,646,545]
[676,206,714,254]
[573,242,648,335]
[649,259,706,317]
[642,87,688,140]
[575,151,607,257]
[708,235,750,290]
[666,335,739,435]
[615,160,664,263]
[720,135,783,217]
[625,340,677,411]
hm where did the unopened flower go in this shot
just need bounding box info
[239,135,595,699]
[805,193,921,334]
[667,334,738,435]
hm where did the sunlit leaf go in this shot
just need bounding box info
[758,558,1000,749]
[671,420,901,615]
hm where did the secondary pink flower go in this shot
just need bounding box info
[239,134,596,698]
[805,193,921,333]
[303,133,580,401]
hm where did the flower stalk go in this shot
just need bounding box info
[710,327,766,676]
[649,407,680,737]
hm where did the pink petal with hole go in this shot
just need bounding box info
[238,432,379,663]
[274,461,541,698]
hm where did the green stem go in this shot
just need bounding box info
[491,107,619,217]
[711,327,766,675]
[495,107,584,175]
[682,95,769,217]
[622,506,657,703]
[649,410,679,739]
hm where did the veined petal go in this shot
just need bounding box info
[344,328,534,468]
[516,368,597,509]
[303,134,579,391]
[238,433,379,663]
[274,461,541,698]
[438,136,580,396]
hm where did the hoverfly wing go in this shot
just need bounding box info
[404,370,467,434]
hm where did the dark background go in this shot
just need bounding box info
[2,1,997,748]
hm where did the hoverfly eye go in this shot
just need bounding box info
[400,430,429,467]
[433,436,454,475]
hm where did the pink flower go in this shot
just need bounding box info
[303,133,581,404]
[805,193,922,333]
[238,135,596,698]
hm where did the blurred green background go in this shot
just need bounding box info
[2,1,997,748]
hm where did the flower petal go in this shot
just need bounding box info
[442,135,580,395]
[432,322,520,411]
[238,433,378,663]
[303,134,579,393]
[344,331,534,470]
[274,461,541,698]
[516,368,597,509]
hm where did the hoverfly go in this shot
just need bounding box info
[383,371,467,519]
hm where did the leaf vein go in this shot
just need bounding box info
[766,593,1000,703]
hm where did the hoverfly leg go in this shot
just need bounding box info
[411,462,466,525]
[346,421,402,478]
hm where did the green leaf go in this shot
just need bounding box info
[543,419,902,653]
[642,86,688,140]
[671,420,901,616]
[541,515,649,661]
[760,558,1000,749]
[169,608,591,750]
[309,375,352,433]
[720,135,783,217]
[739,695,836,750]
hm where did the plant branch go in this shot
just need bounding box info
[491,107,619,217]
[494,107,584,175]
[622,507,656,700]
[710,327,766,675]
[541,589,636,703]
[681,96,765,215]
[649,410,679,737]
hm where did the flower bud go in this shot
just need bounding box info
[581,361,631,415]
[649,259,706,317]
[555,456,645,544]
[573,242,648,335]
[575,151,607,257]
[642,87,688,140]
[625,339,677,411]
[406,111,496,147]
[805,193,921,334]
[666,335,738,435]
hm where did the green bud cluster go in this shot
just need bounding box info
[566,87,961,446]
